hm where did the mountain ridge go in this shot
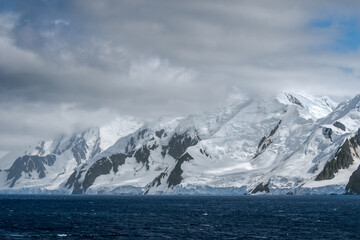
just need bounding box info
[2,92,360,195]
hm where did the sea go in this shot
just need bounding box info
[0,195,359,239]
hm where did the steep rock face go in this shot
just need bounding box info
[346,166,360,194]
[251,182,270,194]
[166,132,200,159]
[155,129,166,138]
[147,170,168,190]
[316,130,360,181]
[6,155,56,187]
[254,120,281,159]
[71,139,88,165]
[322,127,333,141]
[345,131,360,194]
[167,153,194,188]
[333,121,346,131]
[66,153,129,194]
[66,126,201,194]
[285,93,304,108]
[134,146,151,170]
[58,129,102,165]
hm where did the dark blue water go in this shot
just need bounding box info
[0,195,360,239]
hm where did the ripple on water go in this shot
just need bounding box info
[0,195,359,239]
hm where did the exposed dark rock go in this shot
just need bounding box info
[167,152,194,188]
[333,121,346,131]
[322,127,333,141]
[146,131,201,191]
[137,129,148,140]
[155,129,165,138]
[199,148,209,157]
[316,132,360,181]
[111,154,129,173]
[56,134,77,155]
[148,142,159,150]
[69,153,129,194]
[269,120,282,137]
[286,94,304,108]
[6,155,56,187]
[346,165,360,194]
[161,146,168,158]
[254,120,282,159]
[251,182,270,194]
[167,131,200,160]
[134,146,150,170]
[144,169,169,194]
[81,160,112,192]
[71,139,88,165]
[65,170,79,189]
[147,131,200,189]
[64,169,86,194]
[54,130,93,156]
[257,137,267,151]
[345,130,360,194]
[125,136,136,154]
[151,170,168,188]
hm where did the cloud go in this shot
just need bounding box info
[0,101,122,150]
[1,0,360,151]
[61,0,360,96]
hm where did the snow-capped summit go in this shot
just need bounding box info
[99,116,143,151]
[277,92,337,120]
[3,92,360,195]
[62,92,343,195]
[0,116,143,193]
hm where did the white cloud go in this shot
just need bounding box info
[1,0,360,151]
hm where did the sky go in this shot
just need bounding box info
[1,0,360,152]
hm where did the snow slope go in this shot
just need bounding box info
[0,117,142,192]
[63,92,360,195]
[3,92,360,195]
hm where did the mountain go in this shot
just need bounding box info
[0,117,142,193]
[2,92,360,195]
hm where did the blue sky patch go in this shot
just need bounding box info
[311,19,333,28]
[335,19,360,52]
[311,17,360,52]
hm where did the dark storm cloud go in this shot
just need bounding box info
[1,0,360,151]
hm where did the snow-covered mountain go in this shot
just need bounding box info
[2,92,360,195]
[0,117,142,193]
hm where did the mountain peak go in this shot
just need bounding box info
[3,92,360,196]
[276,91,336,120]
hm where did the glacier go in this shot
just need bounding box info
[1,92,360,195]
